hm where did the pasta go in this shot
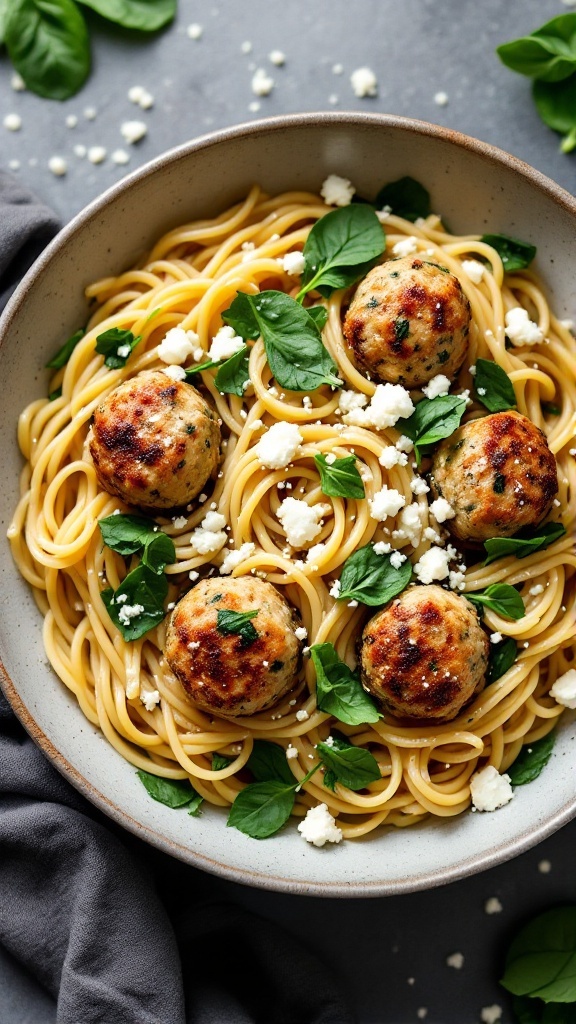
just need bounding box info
[8,183,576,842]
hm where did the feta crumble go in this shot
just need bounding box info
[320,174,355,207]
[396,434,414,453]
[251,68,274,96]
[286,746,299,760]
[422,374,451,399]
[277,497,323,547]
[141,690,160,712]
[162,365,186,382]
[414,546,451,584]
[410,477,430,496]
[158,326,198,365]
[190,511,228,555]
[550,668,576,709]
[3,113,22,131]
[48,156,67,177]
[350,66,378,97]
[120,120,148,145]
[329,579,341,599]
[490,632,503,644]
[219,542,256,575]
[392,236,418,258]
[118,602,145,626]
[429,497,455,523]
[434,91,449,106]
[342,383,415,429]
[187,23,203,39]
[369,486,406,521]
[295,709,310,722]
[281,251,306,276]
[446,952,464,970]
[505,307,544,347]
[461,259,485,284]
[269,49,286,66]
[470,765,514,812]
[294,626,308,641]
[379,445,408,469]
[480,1006,502,1024]
[396,502,425,547]
[111,149,130,166]
[484,897,503,915]
[297,803,343,847]
[256,421,302,469]
[208,325,245,361]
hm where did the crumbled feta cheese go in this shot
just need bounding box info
[73,144,87,158]
[434,91,449,106]
[396,502,424,547]
[446,952,464,970]
[339,389,368,416]
[10,73,26,92]
[373,541,392,555]
[277,497,323,547]
[117,602,145,626]
[269,49,286,65]
[379,445,408,469]
[141,690,160,712]
[191,511,228,554]
[550,668,576,709]
[484,897,503,915]
[505,307,544,347]
[396,435,414,453]
[120,120,147,145]
[295,708,310,722]
[490,632,503,644]
[128,85,154,109]
[390,551,407,569]
[251,68,274,96]
[422,374,451,399]
[172,516,188,529]
[116,344,131,358]
[297,803,343,846]
[414,546,451,584]
[286,746,299,760]
[158,326,198,365]
[470,766,514,812]
[369,486,406,521]
[88,145,106,164]
[320,174,355,207]
[256,421,302,469]
[324,452,336,464]
[208,324,245,361]
[461,259,485,284]
[480,1006,502,1024]
[449,569,466,591]
[343,383,415,429]
[219,542,256,574]
[350,66,378,97]
[307,542,326,564]
[111,149,130,166]
[189,570,199,581]
[429,497,455,523]
[329,579,341,599]
[410,477,430,496]
[538,859,552,874]
[281,251,306,276]
[84,106,97,120]
[48,156,67,177]
[162,365,187,381]
[295,626,308,641]
[529,583,544,596]
[392,236,418,258]
[3,113,22,131]
[187,23,203,39]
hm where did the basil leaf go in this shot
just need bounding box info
[311,643,381,725]
[508,731,556,786]
[314,454,365,499]
[497,15,576,83]
[374,176,431,222]
[487,636,517,684]
[480,234,536,272]
[467,583,525,621]
[95,327,142,369]
[533,76,576,154]
[212,753,232,771]
[474,358,517,413]
[298,204,385,298]
[99,513,158,555]
[5,0,90,101]
[76,0,176,32]
[501,906,576,1003]
[45,329,84,369]
[141,532,175,575]
[222,290,341,392]
[317,738,381,791]
[307,306,329,331]
[397,395,467,466]
[227,780,296,838]
[214,346,250,396]
[101,564,168,641]
[338,544,412,607]
[136,769,202,809]
[247,739,295,786]
[216,608,259,647]
[484,523,566,565]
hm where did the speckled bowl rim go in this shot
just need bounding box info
[1,111,576,898]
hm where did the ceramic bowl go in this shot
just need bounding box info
[1,113,575,897]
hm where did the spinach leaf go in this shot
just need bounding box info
[317,736,381,791]
[216,608,259,647]
[474,358,517,413]
[374,176,431,222]
[487,636,517,684]
[467,583,525,621]
[5,0,91,101]
[484,523,566,565]
[212,753,232,772]
[214,346,251,396]
[533,76,576,153]
[480,234,536,272]
[140,532,175,575]
[101,564,168,641]
[497,15,576,83]
[314,454,365,499]
[247,739,295,786]
[184,358,220,377]
[298,204,385,299]
[338,544,412,607]
[501,906,576,1003]
[45,329,84,370]
[227,780,297,838]
[95,327,142,369]
[49,387,62,401]
[222,290,341,392]
[396,395,467,466]
[310,643,381,725]
[307,306,329,331]
[76,0,176,32]
[507,731,556,786]
[136,769,203,810]
[99,513,175,574]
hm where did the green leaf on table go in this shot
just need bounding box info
[317,735,381,791]
[487,636,517,684]
[76,0,176,32]
[480,234,536,272]
[533,75,576,154]
[101,563,168,641]
[297,204,385,299]
[473,358,517,412]
[214,346,250,396]
[136,769,202,810]
[46,329,84,369]
[338,544,412,607]
[5,0,91,101]
[310,643,381,725]
[484,523,566,565]
[467,583,525,621]
[216,608,259,647]
[247,739,295,786]
[95,327,142,369]
[227,780,296,838]
[0,0,8,44]
[396,394,467,466]
[507,731,556,786]
[501,905,576,1003]
[496,15,576,83]
[374,176,431,222]
[314,454,365,499]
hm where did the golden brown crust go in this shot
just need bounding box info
[359,584,488,721]
[343,257,471,387]
[430,410,558,542]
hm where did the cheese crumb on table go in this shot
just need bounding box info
[251,68,274,96]
[297,804,343,846]
[538,859,552,873]
[484,896,503,915]
[48,156,67,177]
[350,66,378,97]
[446,952,464,970]
[480,1006,502,1024]
[120,120,148,145]
[470,765,514,811]
[3,113,22,131]
[434,91,449,106]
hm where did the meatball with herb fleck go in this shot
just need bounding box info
[343,256,471,388]
[429,410,558,543]
[359,585,488,721]
[164,577,302,717]
[88,370,220,510]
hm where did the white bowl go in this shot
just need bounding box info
[1,112,575,897]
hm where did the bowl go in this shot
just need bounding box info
[1,112,575,897]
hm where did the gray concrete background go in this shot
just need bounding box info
[1,2,576,1022]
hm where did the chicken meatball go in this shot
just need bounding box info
[164,577,302,717]
[88,370,220,510]
[359,585,488,721]
[343,256,471,388]
[430,410,558,543]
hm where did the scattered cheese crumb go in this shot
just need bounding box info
[73,144,87,158]
[379,445,408,469]
[462,259,485,284]
[10,73,26,92]
[490,632,503,644]
[480,1006,502,1024]
[392,236,418,258]
[350,66,378,97]
[219,542,256,575]
[141,690,160,712]
[269,50,286,66]
[342,383,415,429]
[320,173,355,207]
[410,477,430,496]
[65,114,78,128]
[111,149,130,166]
[429,497,455,523]
[295,626,308,641]
[120,120,148,145]
[396,435,414,453]
[484,896,503,915]
[505,307,544,347]
[470,766,514,812]
[295,708,310,722]
[422,374,451,399]
[396,502,425,547]
[84,106,97,120]
[529,583,544,596]
[158,326,198,365]
[281,251,306,276]
[187,23,203,39]
[172,516,188,529]
[369,485,406,521]
[297,803,343,846]
[277,497,323,547]
[48,156,67,177]
[208,324,245,361]
[117,602,145,626]
[4,113,22,131]
[88,146,107,165]
[251,68,274,96]
[256,421,303,469]
[538,859,552,874]
[434,91,449,106]
[286,746,299,760]
[550,668,576,709]
[446,952,464,970]
[329,579,341,599]
[162,365,186,381]
[414,546,451,584]
[191,511,228,554]
[128,85,154,109]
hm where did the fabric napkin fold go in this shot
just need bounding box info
[0,176,354,1024]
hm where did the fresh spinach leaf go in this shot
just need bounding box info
[247,739,296,786]
[307,305,329,331]
[46,329,84,369]
[95,327,142,369]
[227,780,297,838]
[487,636,517,684]
[311,643,381,725]
[497,15,576,83]
[317,736,381,791]
[184,358,220,377]
[0,0,7,43]
[5,0,91,101]
[76,0,176,32]
[214,346,250,396]
[467,583,525,621]
[140,532,175,574]
[338,544,412,607]
[480,234,536,272]
[534,76,576,153]
[101,564,168,641]
[222,290,341,392]
[216,608,259,647]
[507,731,556,786]
[136,769,202,810]
[474,358,517,412]
[298,204,385,299]
[99,513,175,573]
[501,905,576,1003]
[374,176,431,222]
[484,523,566,565]
[314,454,365,499]
[212,753,232,772]
[396,395,467,466]
[49,387,63,401]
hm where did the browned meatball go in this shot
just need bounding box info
[88,370,220,510]
[429,411,558,543]
[164,577,302,717]
[343,256,471,388]
[359,585,488,721]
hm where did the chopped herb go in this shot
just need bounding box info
[95,327,142,369]
[216,608,259,647]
